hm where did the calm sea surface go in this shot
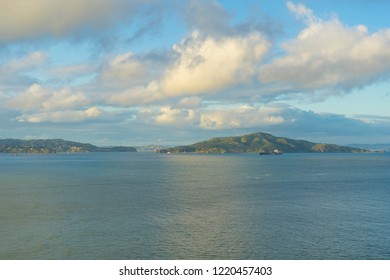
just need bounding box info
[1,152,389,259]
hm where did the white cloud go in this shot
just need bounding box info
[138,104,284,130]
[7,51,48,72]
[155,106,198,126]
[161,30,270,96]
[8,84,90,111]
[175,97,202,109]
[7,84,50,110]
[43,88,91,111]
[199,106,284,129]
[17,107,104,123]
[100,52,148,85]
[102,30,270,106]
[105,81,162,106]
[286,1,317,24]
[260,2,390,92]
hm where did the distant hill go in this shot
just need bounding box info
[168,132,368,154]
[0,139,137,153]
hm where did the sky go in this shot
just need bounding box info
[1,0,390,146]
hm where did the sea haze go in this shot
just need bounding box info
[0,152,389,259]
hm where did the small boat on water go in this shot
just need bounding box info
[259,149,283,155]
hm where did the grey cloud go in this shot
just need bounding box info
[177,0,283,40]
[273,108,390,144]
[179,0,230,36]
[0,0,160,43]
[126,1,171,44]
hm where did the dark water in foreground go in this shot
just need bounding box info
[1,152,389,259]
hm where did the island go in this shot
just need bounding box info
[0,139,137,154]
[166,132,368,154]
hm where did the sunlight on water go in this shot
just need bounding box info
[0,153,389,259]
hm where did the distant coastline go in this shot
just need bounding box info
[0,139,136,154]
[2,132,383,154]
[164,132,370,154]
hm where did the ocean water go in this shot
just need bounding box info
[0,152,389,260]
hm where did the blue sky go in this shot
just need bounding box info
[1,0,390,146]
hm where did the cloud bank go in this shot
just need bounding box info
[260,1,390,94]
[1,0,389,144]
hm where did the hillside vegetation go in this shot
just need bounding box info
[168,132,367,154]
[0,139,137,153]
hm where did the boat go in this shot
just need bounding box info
[259,149,283,155]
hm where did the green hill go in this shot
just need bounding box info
[168,132,368,154]
[0,139,137,153]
